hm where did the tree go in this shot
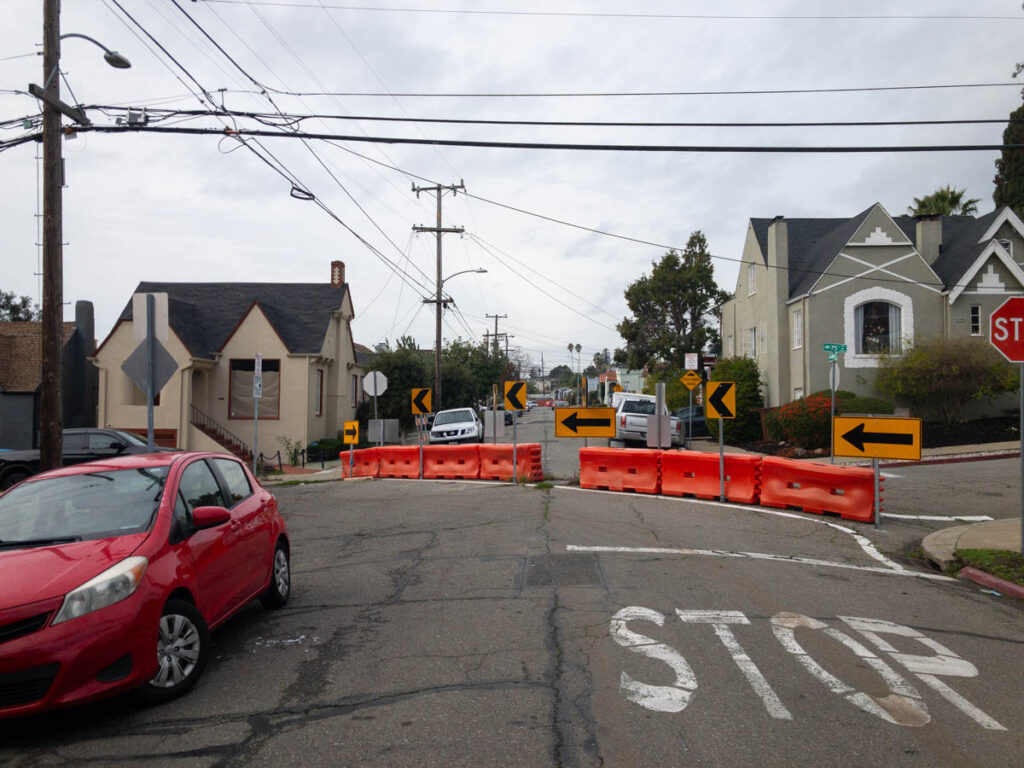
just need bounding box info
[0,291,40,321]
[616,232,731,370]
[364,336,431,430]
[592,348,612,373]
[993,101,1024,218]
[441,339,510,410]
[874,337,1019,425]
[907,185,980,216]
[548,364,572,380]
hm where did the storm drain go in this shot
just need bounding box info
[525,553,603,587]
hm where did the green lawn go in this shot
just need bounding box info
[952,549,1024,587]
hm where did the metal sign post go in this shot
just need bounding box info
[145,294,155,452]
[513,410,518,483]
[253,353,262,475]
[823,343,846,465]
[719,418,725,502]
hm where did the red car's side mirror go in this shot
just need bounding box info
[191,506,231,528]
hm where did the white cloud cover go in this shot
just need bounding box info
[1,0,1021,372]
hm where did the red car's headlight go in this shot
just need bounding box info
[52,556,148,625]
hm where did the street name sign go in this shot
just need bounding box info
[555,407,616,438]
[833,416,921,460]
[990,297,1024,362]
[411,388,432,415]
[705,381,736,419]
[343,421,359,445]
[504,380,526,411]
[681,370,702,390]
[823,342,847,353]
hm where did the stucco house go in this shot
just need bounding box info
[720,204,1024,408]
[93,261,363,458]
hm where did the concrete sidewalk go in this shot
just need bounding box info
[921,518,1022,569]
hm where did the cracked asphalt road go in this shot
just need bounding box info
[1,479,1020,767]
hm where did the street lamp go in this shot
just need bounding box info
[431,267,487,408]
[36,0,131,471]
[575,343,582,404]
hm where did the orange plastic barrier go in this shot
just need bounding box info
[478,443,544,482]
[579,447,660,494]
[377,446,422,479]
[339,448,379,479]
[758,456,879,523]
[422,444,481,480]
[660,451,762,504]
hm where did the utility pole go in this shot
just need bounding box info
[486,313,507,355]
[413,181,464,409]
[39,0,63,470]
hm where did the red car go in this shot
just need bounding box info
[0,451,290,718]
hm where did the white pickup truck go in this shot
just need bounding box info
[613,393,681,447]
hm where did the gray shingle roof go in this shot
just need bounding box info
[749,206,1011,300]
[117,282,349,359]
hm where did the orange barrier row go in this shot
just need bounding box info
[661,451,761,504]
[422,444,480,480]
[378,446,421,479]
[579,447,661,494]
[340,447,379,478]
[479,443,544,482]
[759,456,879,523]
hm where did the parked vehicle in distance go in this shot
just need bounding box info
[0,451,290,718]
[615,394,681,447]
[0,428,176,490]
[430,408,483,443]
[478,404,514,425]
[674,405,710,439]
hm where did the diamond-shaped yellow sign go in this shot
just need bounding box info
[681,370,702,390]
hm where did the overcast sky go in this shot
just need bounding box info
[2,0,1022,374]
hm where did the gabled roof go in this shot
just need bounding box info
[114,282,349,359]
[0,322,76,393]
[353,343,374,367]
[749,206,1017,300]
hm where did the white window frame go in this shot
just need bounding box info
[315,368,324,417]
[747,263,757,296]
[743,327,757,357]
[792,308,803,349]
[793,387,804,400]
[843,287,913,368]
[998,238,1013,260]
[970,305,981,336]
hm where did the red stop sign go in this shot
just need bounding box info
[990,297,1024,362]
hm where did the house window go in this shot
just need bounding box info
[726,335,734,357]
[970,305,981,336]
[747,263,757,295]
[855,302,902,355]
[315,369,324,417]
[351,374,360,403]
[229,358,280,419]
[999,238,1013,260]
[743,327,757,357]
[792,309,803,349]
[794,388,804,400]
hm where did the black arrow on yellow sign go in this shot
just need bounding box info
[505,381,526,410]
[841,423,914,452]
[411,388,432,414]
[344,425,358,439]
[561,411,612,433]
[707,382,734,418]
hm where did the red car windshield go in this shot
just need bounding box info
[0,467,169,545]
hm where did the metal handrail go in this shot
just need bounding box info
[189,405,251,457]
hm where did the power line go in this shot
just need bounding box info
[210,82,1023,99]
[75,123,1024,154]
[198,2,1024,22]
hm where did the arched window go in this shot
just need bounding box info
[855,301,901,354]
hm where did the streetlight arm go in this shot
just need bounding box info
[441,267,487,285]
[60,33,131,68]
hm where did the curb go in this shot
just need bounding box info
[958,566,1024,600]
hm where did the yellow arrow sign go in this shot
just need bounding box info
[611,382,623,392]
[555,407,616,438]
[705,381,736,419]
[504,380,527,411]
[681,370,702,390]
[342,420,359,445]
[833,416,921,460]
[411,388,432,415]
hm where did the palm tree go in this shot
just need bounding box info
[908,185,981,216]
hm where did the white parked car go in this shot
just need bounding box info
[614,393,681,447]
[429,408,483,444]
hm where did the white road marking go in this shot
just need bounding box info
[882,513,994,522]
[839,616,1006,731]
[554,485,908,573]
[610,607,696,713]
[675,609,792,720]
[567,544,954,581]
[770,613,930,727]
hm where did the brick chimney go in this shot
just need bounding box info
[331,260,345,287]
[914,215,942,265]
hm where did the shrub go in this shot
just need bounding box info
[706,357,765,444]
[775,393,832,449]
[840,396,894,415]
[875,337,1019,425]
[308,438,341,460]
[763,407,783,441]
